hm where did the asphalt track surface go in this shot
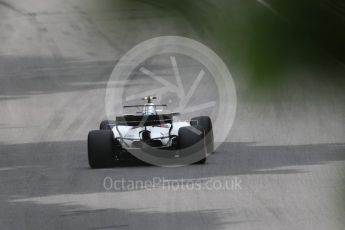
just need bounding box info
[0,1,345,229]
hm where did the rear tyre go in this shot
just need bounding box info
[178,126,207,164]
[191,116,214,154]
[100,120,116,130]
[88,130,116,168]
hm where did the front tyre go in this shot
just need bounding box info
[88,130,116,168]
[100,120,116,130]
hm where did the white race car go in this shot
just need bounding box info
[87,96,213,168]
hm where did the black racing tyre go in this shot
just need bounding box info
[100,120,116,130]
[88,130,116,168]
[178,126,207,164]
[191,116,214,154]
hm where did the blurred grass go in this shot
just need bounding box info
[110,0,345,90]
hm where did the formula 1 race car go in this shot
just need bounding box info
[87,96,214,168]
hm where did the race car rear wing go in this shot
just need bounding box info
[115,114,172,127]
[123,104,167,108]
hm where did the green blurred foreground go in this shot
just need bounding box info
[113,0,345,89]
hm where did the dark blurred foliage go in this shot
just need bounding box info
[111,0,345,88]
